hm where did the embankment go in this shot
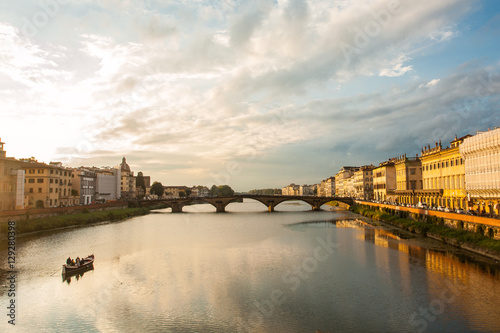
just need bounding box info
[0,202,170,236]
[351,204,500,260]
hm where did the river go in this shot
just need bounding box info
[1,200,500,332]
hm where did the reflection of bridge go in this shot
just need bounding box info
[139,195,354,213]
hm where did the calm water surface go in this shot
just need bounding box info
[1,200,500,332]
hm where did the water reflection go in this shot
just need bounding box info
[1,207,499,332]
[62,264,94,284]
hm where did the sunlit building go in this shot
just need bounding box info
[21,158,78,208]
[460,127,500,215]
[418,136,469,209]
[163,185,190,198]
[282,183,300,196]
[373,161,396,202]
[335,166,359,197]
[318,177,335,197]
[0,138,24,211]
[394,155,422,205]
[354,165,374,200]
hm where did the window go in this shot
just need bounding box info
[29,188,33,193]
[55,188,58,193]
[38,169,43,174]
[446,161,449,167]
[410,168,416,175]
[55,179,58,184]
[50,170,54,174]
[38,188,42,193]
[37,179,43,183]
[50,188,53,193]
[50,179,54,183]
[28,179,35,183]
[451,160,454,166]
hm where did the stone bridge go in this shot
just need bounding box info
[139,194,354,213]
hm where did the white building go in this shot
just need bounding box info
[460,127,500,215]
[95,168,121,202]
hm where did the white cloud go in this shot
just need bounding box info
[0,0,498,190]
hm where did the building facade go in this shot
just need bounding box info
[394,155,422,205]
[354,165,374,200]
[335,167,359,197]
[282,184,300,196]
[94,167,121,202]
[373,161,396,202]
[418,136,468,209]
[119,157,136,200]
[22,158,78,208]
[0,138,24,211]
[460,128,500,215]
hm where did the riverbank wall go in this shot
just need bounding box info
[351,203,500,260]
[0,201,129,224]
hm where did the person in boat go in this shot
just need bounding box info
[71,258,75,266]
[76,257,81,266]
[66,257,72,265]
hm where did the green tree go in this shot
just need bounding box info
[209,185,234,196]
[218,185,234,196]
[150,181,164,197]
[209,185,219,197]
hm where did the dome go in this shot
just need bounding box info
[120,157,131,172]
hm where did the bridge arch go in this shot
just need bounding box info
[139,195,353,213]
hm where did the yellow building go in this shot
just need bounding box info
[0,138,24,211]
[354,165,374,200]
[21,158,78,208]
[335,166,359,197]
[417,136,470,209]
[394,155,422,205]
[119,157,136,200]
[373,161,396,202]
[460,127,500,215]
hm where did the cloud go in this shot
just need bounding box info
[1,0,498,190]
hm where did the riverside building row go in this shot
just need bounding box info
[282,127,500,216]
[0,139,211,211]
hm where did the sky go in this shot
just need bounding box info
[0,0,499,192]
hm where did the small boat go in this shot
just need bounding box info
[62,254,95,274]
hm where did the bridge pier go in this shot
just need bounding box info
[215,201,225,213]
[265,200,275,212]
[170,202,183,213]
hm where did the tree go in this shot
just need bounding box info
[150,181,164,197]
[209,185,219,197]
[209,185,234,197]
